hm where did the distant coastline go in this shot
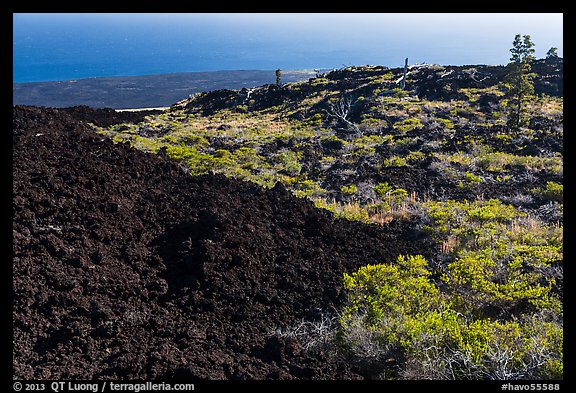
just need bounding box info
[13,69,319,109]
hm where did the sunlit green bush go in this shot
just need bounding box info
[392,118,423,133]
[531,181,563,203]
[340,254,563,380]
[341,184,358,195]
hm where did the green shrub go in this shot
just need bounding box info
[541,182,563,203]
[405,151,426,164]
[165,144,196,161]
[464,171,483,184]
[382,156,408,167]
[339,254,563,380]
[306,113,324,127]
[314,199,371,223]
[373,183,408,205]
[342,255,441,327]
[437,118,455,129]
[341,184,358,195]
[382,88,409,98]
[421,199,562,315]
[320,135,347,151]
[334,199,561,378]
[274,151,302,176]
[292,179,326,199]
[234,147,261,169]
[179,134,210,149]
[373,182,392,198]
[310,77,329,86]
[392,118,423,133]
[390,188,408,203]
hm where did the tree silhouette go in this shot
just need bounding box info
[275,69,282,88]
[505,34,535,129]
[546,47,559,60]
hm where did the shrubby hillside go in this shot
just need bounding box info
[13,57,562,380]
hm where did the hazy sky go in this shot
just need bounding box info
[13,13,563,82]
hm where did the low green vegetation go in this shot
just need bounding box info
[97,55,562,379]
[99,63,562,226]
[341,255,562,379]
[339,197,562,379]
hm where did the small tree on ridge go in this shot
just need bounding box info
[275,69,282,88]
[505,34,536,129]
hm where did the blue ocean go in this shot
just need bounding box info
[13,13,563,83]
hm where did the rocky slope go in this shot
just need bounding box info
[13,106,432,379]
